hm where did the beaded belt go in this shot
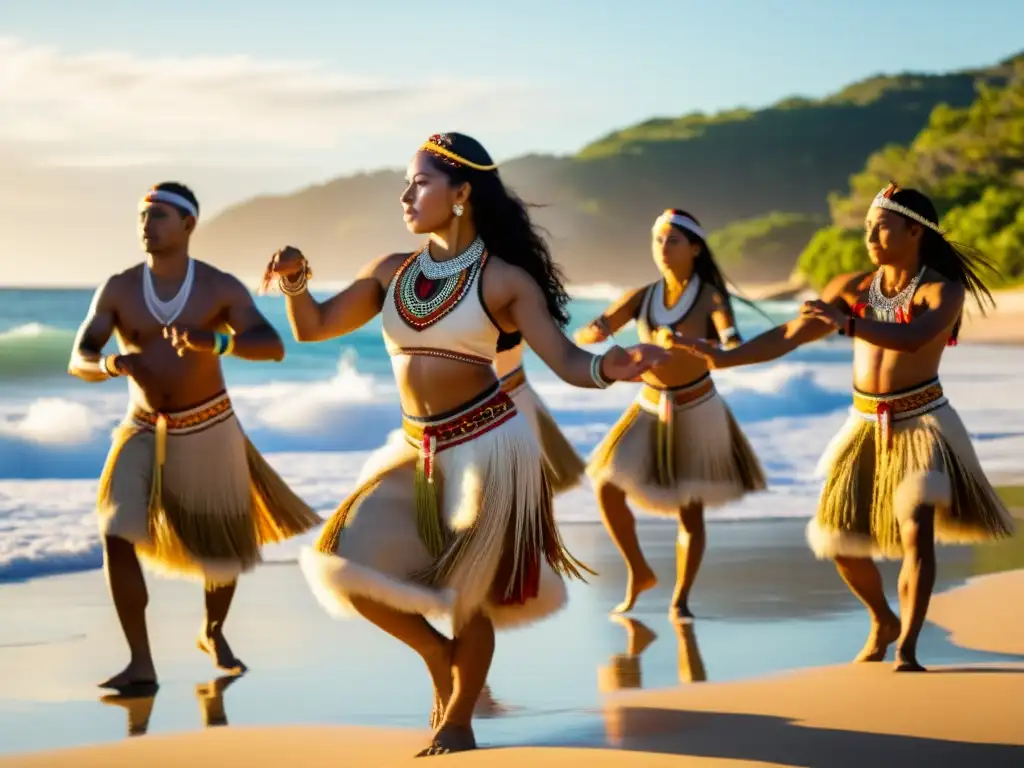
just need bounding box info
[403,385,517,482]
[636,374,715,418]
[852,379,946,451]
[499,366,527,396]
[128,392,234,435]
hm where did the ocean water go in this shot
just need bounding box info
[1,286,1022,583]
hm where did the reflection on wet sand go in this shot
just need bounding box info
[99,684,159,737]
[675,621,707,684]
[196,675,243,728]
[598,616,659,693]
[601,617,707,745]
[98,675,243,737]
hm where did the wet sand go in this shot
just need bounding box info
[1,512,1022,763]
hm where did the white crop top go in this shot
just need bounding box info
[381,250,501,365]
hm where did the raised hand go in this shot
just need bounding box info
[600,343,671,382]
[260,246,309,294]
[163,325,216,357]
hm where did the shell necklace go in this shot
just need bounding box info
[867,267,924,322]
[649,275,702,328]
[143,258,194,325]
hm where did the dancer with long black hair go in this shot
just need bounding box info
[579,209,767,620]
[673,184,1014,671]
[263,133,668,756]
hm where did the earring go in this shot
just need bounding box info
[453,203,464,217]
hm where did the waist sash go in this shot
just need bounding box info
[852,379,946,452]
[636,374,716,487]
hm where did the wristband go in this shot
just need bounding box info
[212,332,235,356]
[102,354,121,377]
[590,352,612,389]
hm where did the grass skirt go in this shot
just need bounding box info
[500,366,585,494]
[808,379,1015,560]
[97,392,321,585]
[586,375,766,515]
[300,384,592,631]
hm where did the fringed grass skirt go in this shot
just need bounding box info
[500,366,585,494]
[97,392,321,586]
[808,379,1015,560]
[586,375,766,516]
[300,383,593,632]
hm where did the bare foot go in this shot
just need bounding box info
[415,724,477,757]
[853,617,901,663]
[669,599,695,623]
[98,661,157,691]
[894,647,927,672]
[611,568,658,614]
[426,638,454,730]
[197,631,247,675]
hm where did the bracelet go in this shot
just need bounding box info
[719,326,738,344]
[102,354,121,377]
[590,352,612,389]
[212,332,235,356]
[839,316,855,337]
[279,264,310,296]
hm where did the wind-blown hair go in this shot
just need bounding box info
[421,133,570,349]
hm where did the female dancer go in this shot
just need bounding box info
[263,133,667,756]
[495,342,586,493]
[577,209,767,620]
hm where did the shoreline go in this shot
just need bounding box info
[4,558,1022,767]
[0,497,1021,765]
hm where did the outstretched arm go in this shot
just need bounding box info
[673,273,856,369]
[68,279,119,382]
[574,287,646,345]
[802,279,964,352]
[507,271,668,387]
[275,250,396,343]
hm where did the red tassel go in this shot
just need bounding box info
[877,403,893,452]
[851,302,868,318]
[947,337,958,347]
[422,432,434,482]
[497,549,540,606]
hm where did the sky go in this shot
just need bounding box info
[2,0,1023,282]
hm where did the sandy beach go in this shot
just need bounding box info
[1,498,1022,767]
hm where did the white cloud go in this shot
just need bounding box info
[0,37,541,168]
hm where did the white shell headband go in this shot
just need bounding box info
[871,184,943,235]
[139,189,199,219]
[653,210,707,241]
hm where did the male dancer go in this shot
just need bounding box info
[673,184,1013,671]
[69,182,320,689]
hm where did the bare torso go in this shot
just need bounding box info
[108,263,237,411]
[636,283,714,389]
[841,272,953,394]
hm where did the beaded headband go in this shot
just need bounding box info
[139,189,199,219]
[870,183,943,235]
[653,210,707,241]
[420,134,498,172]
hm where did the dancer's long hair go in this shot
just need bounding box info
[664,209,773,339]
[422,133,570,350]
[888,187,998,342]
